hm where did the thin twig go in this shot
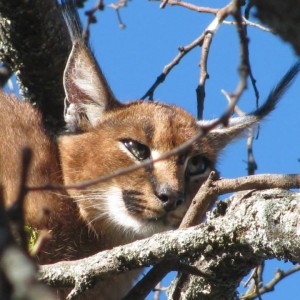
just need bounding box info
[83,0,105,40]
[153,282,161,300]
[108,0,128,29]
[151,0,219,14]
[141,2,232,100]
[221,89,258,175]
[223,17,272,32]
[241,265,300,299]
[242,8,260,109]
[141,33,205,100]
[160,0,169,9]
[231,0,250,93]
[122,260,176,300]
[197,32,213,119]
[179,171,218,228]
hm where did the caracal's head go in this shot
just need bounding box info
[58,41,257,240]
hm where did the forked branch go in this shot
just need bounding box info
[39,187,300,300]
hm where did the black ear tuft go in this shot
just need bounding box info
[253,61,300,118]
[198,61,300,153]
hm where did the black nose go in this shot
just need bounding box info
[156,184,184,212]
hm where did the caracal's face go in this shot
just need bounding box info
[60,101,216,238]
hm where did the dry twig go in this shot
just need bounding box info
[82,0,105,40]
[108,0,128,29]
[197,32,213,119]
[141,2,232,100]
[241,265,300,299]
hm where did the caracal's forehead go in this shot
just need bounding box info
[98,101,199,149]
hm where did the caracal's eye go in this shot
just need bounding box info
[186,155,209,177]
[122,139,151,161]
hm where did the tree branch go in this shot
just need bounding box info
[251,0,300,55]
[141,2,232,100]
[242,265,300,299]
[38,189,300,299]
[0,0,71,134]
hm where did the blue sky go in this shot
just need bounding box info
[82,1,300,299]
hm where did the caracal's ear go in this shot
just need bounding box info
[63,40,122,132]
[198,116,258,153]
[198,61,300,153]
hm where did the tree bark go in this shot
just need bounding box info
[1,1,299,299]
[39,189,300,299]
[251,0,300,55]
[0,0,71,134]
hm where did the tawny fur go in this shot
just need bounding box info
[1,10,298,298]
[0,91,212,299]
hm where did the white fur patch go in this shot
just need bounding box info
[197,115,257,134]
[74,66,101,102]
[104,186,166,238]
[151,149,162,160]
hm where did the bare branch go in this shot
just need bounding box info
[142,2,232,100]
[0,0,71,134]
[152,0,219,14]
[179,173,300,240]
[223,17,272,32]
[242,263,265,300]
[222,89,258,175]
[241,265,300,299]
[197,32,213,119]
[160,0,169,9]
[83,0,105,40]
[39,189,300,299]
[108,0,128,29]
[123,172,300,299]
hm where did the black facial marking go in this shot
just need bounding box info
[123,190,145,215]
[123,190,143,197]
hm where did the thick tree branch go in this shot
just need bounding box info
[0,0,71,134]
[251,0,300,55]
[124,173,300,299]
[39,189,300,299]
[169,189,300,300]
